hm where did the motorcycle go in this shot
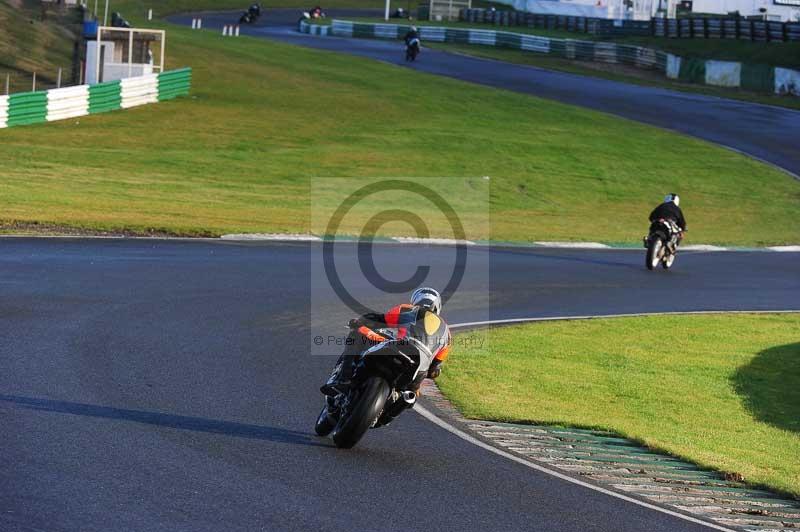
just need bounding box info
[644,218,681,270]
[405,38,420,62]
[239,3,261,24]
[315,327,433,448]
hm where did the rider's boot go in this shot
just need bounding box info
[320,353,357,396]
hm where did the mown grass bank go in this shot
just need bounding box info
[438,313,800,497]
[1,11,799,243]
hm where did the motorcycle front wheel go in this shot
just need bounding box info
[662,251,675,269]
[646,238,662,270]
[314,404,336,437]
[331,376,391,449]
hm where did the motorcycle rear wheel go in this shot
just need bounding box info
[646,239,662,270]
[331,376,391,449]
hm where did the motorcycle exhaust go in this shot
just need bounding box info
[401,390,417,407]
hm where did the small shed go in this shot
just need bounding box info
[85,26,165,84]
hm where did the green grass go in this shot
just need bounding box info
[1,20,799,244]
[437,313,800,498]
[429,42,800,110]
[0,0,81,92]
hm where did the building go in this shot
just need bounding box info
[83,26,163,84]
[494,0,799,20]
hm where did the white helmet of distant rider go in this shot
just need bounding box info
[411,287,442,315]
[664,193,680,207]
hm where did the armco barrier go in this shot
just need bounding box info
[89,80,122,114]
[158,68,193,101]
[302,20,798,97]
[47,85,90,122]
[0,68,191,130]
[7,91,48,127]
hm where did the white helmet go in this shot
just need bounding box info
[664,193,680,207]
[411,287,442,315]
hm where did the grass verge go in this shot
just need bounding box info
[0,0,82,92]
[438,313,800,498]
[1,11,799,244]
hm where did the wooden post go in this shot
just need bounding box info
[32,72,36,92]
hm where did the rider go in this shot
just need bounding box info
[404,25,420,47]
[320,287,450,397]
[649,193,686,249]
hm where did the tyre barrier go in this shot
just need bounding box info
[299,20,799,97]
[0,67,192,129]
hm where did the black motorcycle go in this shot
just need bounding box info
[239,3,261,23]
[405,38,420,62]
[644,218,681,270]
[315,328,429,448]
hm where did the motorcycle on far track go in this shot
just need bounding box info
[315,327,432,449]
[644,218,682,270]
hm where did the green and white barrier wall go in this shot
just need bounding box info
[666,56,799,95]
[300,20,799,97]
[0,67,191,129]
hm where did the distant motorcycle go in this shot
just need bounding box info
[239,3,261,23]
[405,38,420,62]
[315,327,431,448]
[644,218,681,270]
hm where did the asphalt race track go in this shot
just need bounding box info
[167,9,800,177]
[2,238,798,531]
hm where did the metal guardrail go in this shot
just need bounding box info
[0,68,191,129]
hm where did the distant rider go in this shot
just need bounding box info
[649,193,686,249]
[404,25,420,46]
[320,287,451,398]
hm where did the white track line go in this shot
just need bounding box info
[417,309,800,531]
[533,241,610,249]
[220,233,321,241]
[450,309,800,329]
